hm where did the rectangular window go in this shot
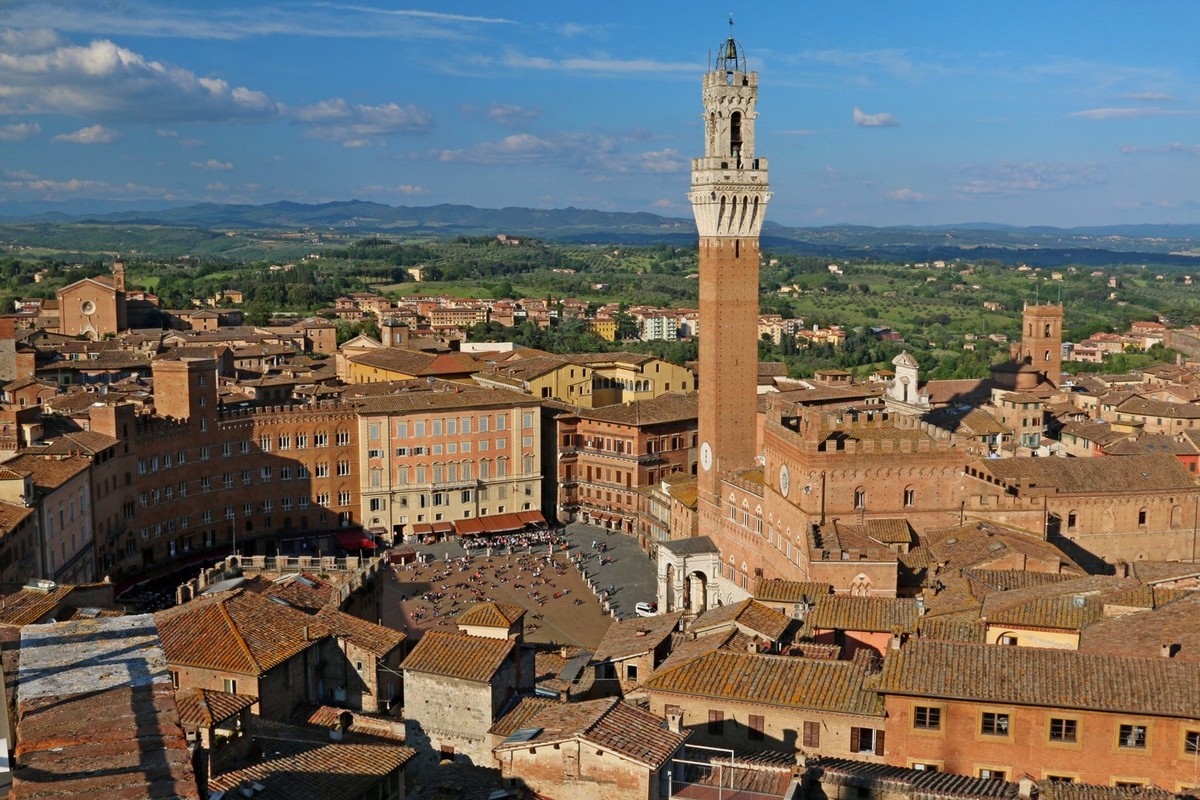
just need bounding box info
[260,435,272,451]
[707,710,724,736]
[479,416,489,432]
[979,769,1006,781]
[222,442,233,457]
[414,421,426,437]
[282,497,293,510]
[1185,730,1200,755]
[279,435,291,450]
[261,467,272,482]
[914,706,941,731]
[1119,724,1147,749]
[497,415,506,431]
[200,445,210,461]
[240,441,250,454]
[315,433,328,447]
[850,727,883,755]
[337,461,350,476]
[223,678,237,694]
[336,430,350,446]
[981,713,1010,737]
[802,720,820,749]
[297,434,308,449]
[748,714,765,741]
[625,663,638,682]
[432,420,442,436]
[1049,718,1077,743]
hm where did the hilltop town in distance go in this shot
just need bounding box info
[1,32,1200,800]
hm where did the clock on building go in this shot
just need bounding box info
[700,441,713,472]
[779,463,790,498]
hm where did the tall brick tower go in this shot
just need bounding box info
[690,28,771,509]
[1019,303,1063,387]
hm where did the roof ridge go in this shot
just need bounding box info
[219,596,260,673]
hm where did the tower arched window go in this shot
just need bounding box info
[1044,349,1051,362]
[1044,323,1051,337]
[729,111,742,159]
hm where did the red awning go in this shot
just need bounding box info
[491,512,525,532]
[336,530,377,550]
[411,523,434,536]
[454,517,487,536]
[432,522,454,535]
[517,511,546,526]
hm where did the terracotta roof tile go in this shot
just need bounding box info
[455,600,526,629]
[879,639,1200,718]
[174,688,257,728]
[973,452,1196,493]
[646,650,884,717]
[570,392,697,426]
[155,589,328,675]
[753,578,834,604]
[401,630,515,683]
[208,727,414,799]
[493,697,687,768]
[1079,591,1200,662]
[593,612,683,662]
[807,595,919,635]
[692,598,791,641]
[315,607,406,656]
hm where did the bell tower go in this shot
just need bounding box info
[1020,303,1063,387]
[690,26,771,510]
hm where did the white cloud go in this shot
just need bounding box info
[1120,92,1174,102]
[156,129,205,147]
[0,27,282,123]
[192,158,234,171]
[651,198,675,208]
[853,107,900,127]
[1120,142,1200,157]
[51,124,118,144]
[499,50,696,75]
[488,103,540,127]
[296,98,432,146]
[1069,106,1196,120]
[887,188,926,202]
[0,6,512,42]
[958,161,1102,195]
[206,182,229,191]
[0,169,169,200]
[0,122,40,141]
[360,183,427,195]
[638,148,687,174]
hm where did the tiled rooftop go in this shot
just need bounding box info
[646,650,884,717]
[402,630,515,683]
[880,638,1200,718]
[155,589,329,675]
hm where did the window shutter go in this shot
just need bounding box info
[803,720,820,749]
[874,729,885,756]
[849,727,860,753]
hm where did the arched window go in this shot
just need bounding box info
[854,487,866,510]
[1171,505,1183,528]
[1044,323,1051,337]
[903,486,915,507]
[1044,349,1051,362]
[1137,507,1148,527]
[729,111,742,158]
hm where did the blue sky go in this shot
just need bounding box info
[0,1,1197,227]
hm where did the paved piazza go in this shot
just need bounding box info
[379,523,659,650]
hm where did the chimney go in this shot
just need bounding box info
[303,625,310,642]
[666,711,683,734]
[1161,642,1179,658]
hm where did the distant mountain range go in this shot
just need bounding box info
[2,199,1198,265]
